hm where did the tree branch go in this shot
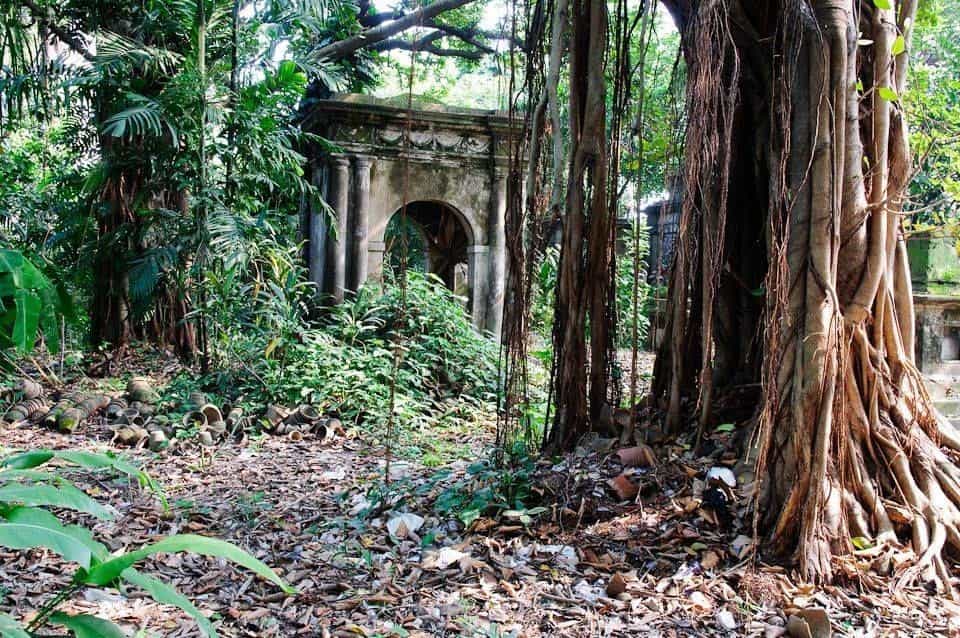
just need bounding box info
[422,20,498,53]
[371,38,487,60]
[358,9,406,28]
[20,0,94,61]
[311,0,479,61]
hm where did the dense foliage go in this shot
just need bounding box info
[0,250,70,355]
[220,272,498,453]
[906,0,960,233]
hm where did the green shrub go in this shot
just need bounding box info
[0,249,71,354]
[433,445,539,527]
[223,272,498,450]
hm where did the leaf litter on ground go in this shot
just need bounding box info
[0,354,956,636]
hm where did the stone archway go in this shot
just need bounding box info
[384,200,475,308]
[301,93,515,337]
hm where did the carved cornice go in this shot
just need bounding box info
[305,94,519,164]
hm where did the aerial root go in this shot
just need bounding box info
[830,407,960,598]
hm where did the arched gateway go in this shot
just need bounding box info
[300,93,513,337]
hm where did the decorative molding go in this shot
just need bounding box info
[330,154,351,168]
[331,123,500,158]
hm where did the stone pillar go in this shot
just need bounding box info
[368,240,386,282]
[486,165,508,338]
[352,156,372,290]
[329,155,351,303]
[468,246,490,330]
[308,163,328,290]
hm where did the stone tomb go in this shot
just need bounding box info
[300,94,512,337]
[910,233,960,376]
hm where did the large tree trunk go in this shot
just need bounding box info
[544,0,612,453]
[90,151,197,358]
[654,0,960,588]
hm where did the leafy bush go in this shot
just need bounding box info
[0,449,292,637]
[221,271,498,451]
[434,447,539,527]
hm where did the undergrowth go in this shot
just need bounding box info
[219,272,498,457]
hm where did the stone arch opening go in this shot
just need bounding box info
[384,200,475,302]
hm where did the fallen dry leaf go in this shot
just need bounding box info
[787,608,831,638]
[606,572,627,597]
[701,550,720,570]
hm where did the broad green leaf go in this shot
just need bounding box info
[122,569,217,637]
[12,289,40,352]
[0,613,29,638]
[2,451,55,469]
[12,257,49,291]
[0,522,94,568]
[851,536,874,550]
[55,450,153,486]
[0,251,23,275]
[0,483,114,519]
[715,423,736,432]
[84,534,295,593]
[48,612,126,638]
[891,34,905,55]
[872,0,891,9]
[3,507,108,560]
[0,469,60,482]
[877,86,899,101]
[0,273,14,298]
[459,508,481,527]
[2,450,161,500]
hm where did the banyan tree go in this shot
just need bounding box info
[543,0,960,589]
[655,0,960,587]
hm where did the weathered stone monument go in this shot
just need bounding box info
[909,233,960,422]
[300,93,512,337]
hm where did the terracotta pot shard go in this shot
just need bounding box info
[615,445,656,468]
[608,473,639,500]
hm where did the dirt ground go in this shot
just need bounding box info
[1,363,958,637]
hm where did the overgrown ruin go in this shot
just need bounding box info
[301,94,512,337]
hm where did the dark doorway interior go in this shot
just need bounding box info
[384,200,472,301]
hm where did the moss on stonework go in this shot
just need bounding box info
[908,236,960,295]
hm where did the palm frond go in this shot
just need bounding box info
[128,245,181,302]
[102,94,179,145]
[94,31,183,76]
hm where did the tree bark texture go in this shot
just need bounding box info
[545,0,613,453]
[653,0,960,588]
